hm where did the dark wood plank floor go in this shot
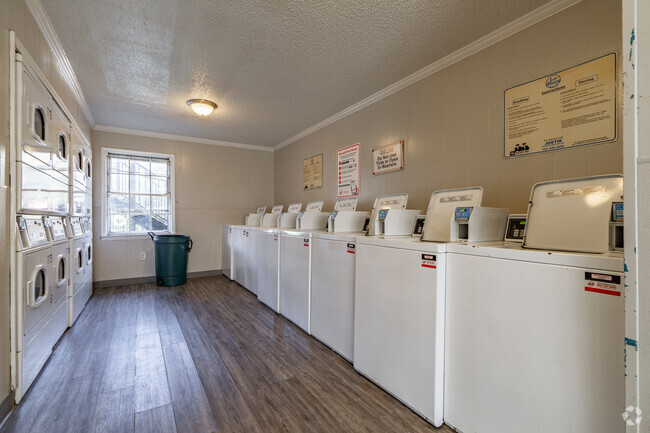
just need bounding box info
[1,275,451,433]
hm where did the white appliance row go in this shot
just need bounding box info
[222,175,625,433]
[13,46,93,403]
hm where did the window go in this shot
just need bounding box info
[101,148,175,237]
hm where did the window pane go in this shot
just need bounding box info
[151,176,169,195]
[151,159,169,176]
[152,196,170,212]
[129,214,151,232]
[109,155,129,173]
[108,173,129,193]
[129,175,150,194]
[130,195,150,212]
[151,213,169,231]
[130,157,150,175]
[109,214,129,233]
[108,194,129,212]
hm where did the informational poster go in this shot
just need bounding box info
[337,143,360,197]
[504,53,617,158]
[302,153,323,190]
[372,140,404,175]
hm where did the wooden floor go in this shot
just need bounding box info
[1,275,451,433]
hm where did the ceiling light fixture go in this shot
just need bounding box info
[186,99,217,116]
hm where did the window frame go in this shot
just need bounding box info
[100,147,175,239]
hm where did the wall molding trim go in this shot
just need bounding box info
[273,0,582,151]
[93,125,274,152]
[25,0,96,127]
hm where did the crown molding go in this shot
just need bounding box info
[93,125,274,152]
[274,0,582,151]
[25,0,96,127]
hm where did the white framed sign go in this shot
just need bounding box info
[504,53,617,158]
[302,153,323,190]
[337,143,360,197]
[372,140,404,175]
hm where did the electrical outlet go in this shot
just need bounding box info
[139,251,146,261]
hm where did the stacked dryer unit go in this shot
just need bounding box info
[13,53,83,402]
[444,175,625,433]
[310,197,368,361]
[68,127,93,326]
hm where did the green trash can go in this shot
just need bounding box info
[149,233,193,286]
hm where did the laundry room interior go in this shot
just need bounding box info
[0,0,649,432]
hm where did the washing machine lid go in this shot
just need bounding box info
[523,174,624,253]
[334,197,358,211]
[421,187,483,242]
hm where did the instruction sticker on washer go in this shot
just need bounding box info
[584,272,621,296]
[421,254,436,269]
[303,238,310,247]
[347,243,356,254]
[273,234,279,241]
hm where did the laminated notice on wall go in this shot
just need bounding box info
[504,53,617,158]
[337,143,360,197]
[373,141,404,175]
[302,154,323,190]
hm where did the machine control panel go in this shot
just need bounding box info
[330,210,338,219]
[454,207,473,221]
[378,209,389,220]
[50,218,67,240]
[505,214,527,243]
[287,203,302,213]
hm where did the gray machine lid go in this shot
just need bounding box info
[523,174,623,253]
[421,187,483,242]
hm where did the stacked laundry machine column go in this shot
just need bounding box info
[12,50,92,402]
[68,129,93,326]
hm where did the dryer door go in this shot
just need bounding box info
[18,62,54,169]
[23,251,51,336]
[51,247,68,304]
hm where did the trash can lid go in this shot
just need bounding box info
[150,234,191,243]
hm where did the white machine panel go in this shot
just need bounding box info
[233,227,258,294]
[279,231,312,333]
[366,193,408,236]
[354,240,446,426]
[421,187,483,242]
[524,175,624,253]
[257,228,281,312]
[261,205,283,227]
[311,233,356,361]
[222,225,233,280]
[334,197,358,211]
[278,203,302,229]
[444,247,624,433]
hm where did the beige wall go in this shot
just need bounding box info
[274,0,622,214]
[91,130,274,282]
[0,0,93,408]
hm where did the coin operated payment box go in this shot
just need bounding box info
[451,206,509,243]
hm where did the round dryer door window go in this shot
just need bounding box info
[77,150,83,171]
[58,133,67,160]
[86,245,92,264]
[34,107,45,141]
[57,257,66,283]
[34,269,46,302]
[86,159,92,178]
[77,250,83,270]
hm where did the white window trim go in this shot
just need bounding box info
[100,147,176,239]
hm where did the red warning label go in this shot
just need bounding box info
[304,238,310,247]
[421,253,436,269]
[585,272,621,296]
[347,243,356,254]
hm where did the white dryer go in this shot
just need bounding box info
[45,217,69,343]
[444,175,625,433]
[15,215,53,401]
[15,55,69,215]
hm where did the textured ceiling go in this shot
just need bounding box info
[41,0,550,147]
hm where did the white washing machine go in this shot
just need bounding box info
[67,216,86,325]
[279,201,330,334]
[443,175,625,433]
[232,225,260,294]
[15,215,53,401]
[354,188,484,428]
[257,227,281,312]
[45,217,69,344]
[309,197,368,361]
[222,225,234,280]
